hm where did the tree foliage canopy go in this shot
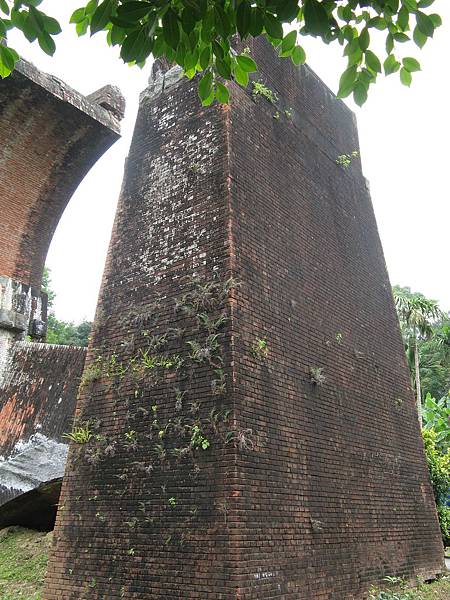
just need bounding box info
[0,1,443,106]
[41,267,92,347]
[393,285,449,402]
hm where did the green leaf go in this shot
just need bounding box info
[70,8,86,24]
[402,56,421,72]
[110,24,126,46]
[21,15,38,42]
[393,32,409,42]
[236,54,257,73]
[403,0,417,10]
[413,24,427,48]
[291,45,306,66]
[201,87,215,106]
[41,14,61,35]
[215,57,231,79]
[199,45,210,70]
[368,16,386,30]
[120,28,152,62]
[198,70,213,101]
[359,27,370,51]
[0,44,17,76]
[215,81,229,104]
[28,6,44,34]
[212,39,224,60]
[85,0,99,15]
[281,30,297,54]
[117,2,152,23]
[0,0,10,16]
[400,66,412,86]
[397,6,409,31]
[181,7,196,34]
[236,0,251,39]
[337,65,357,98]
[234,63,249,87]
[162,8,180,50]
[277,0,300,22]
[249,7,264,37]
[76,18,89,36]
[353,81,368,106]
[214,5,231,38]
[90,0,113,35]
[38,30,56,55]
[416,11,434,37]
[264,13,283,39]
[365,50,381,73]
[429,14,442,28]
[384,54,401,75]
[386,32,394,53]
[303,0,329,35]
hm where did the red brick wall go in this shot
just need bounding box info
[0,61,120,289]
[0,342,86,506]
[226,39,443,598]
[44,40,443,600]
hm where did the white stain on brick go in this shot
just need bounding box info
[0,433,68,494]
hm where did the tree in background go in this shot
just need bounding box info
[393,285,445,422]
[419,319,450,401]
[41,267,92,347]
[394,285,449,546]
[0,1,443,107]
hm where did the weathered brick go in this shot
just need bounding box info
[44,39,443,600]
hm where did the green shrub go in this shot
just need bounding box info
[437,505,450,547]
[422,428,450,547]
[422,429,450,505]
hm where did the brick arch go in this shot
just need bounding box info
[0,60,124,291]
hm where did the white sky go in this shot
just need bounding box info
[8,1,450,322]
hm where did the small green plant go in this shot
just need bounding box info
[95,512,106,522]
[190,425,210,450]
[284,108,293,119]
[79,357,103,388]
[336,150,359,169]
[62,421,93,444]
[368,576,418,600]
[335,332,343,344]
[309,366,326,386]
[211,368,226,396]
[273,111,280,120]
[251,336,269,360]
[252,81,278,104]
[168,497,177,508]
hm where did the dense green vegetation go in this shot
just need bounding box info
[393,285,447,418]
[0,1,443,106]
[393,285,450,549]
[41,268,92,347]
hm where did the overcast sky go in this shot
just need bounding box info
[8,1,450,321]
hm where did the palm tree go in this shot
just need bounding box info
[393,286,443,423]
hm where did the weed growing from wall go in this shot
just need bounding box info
[67,275,258,556]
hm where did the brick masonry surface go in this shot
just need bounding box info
[0,342,85,506]
[44,39,444,600]
[0,61,121,519]
[0,59,122,290]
